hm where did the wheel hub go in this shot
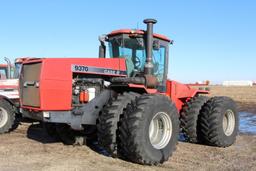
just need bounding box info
[223,109,235,136]
[149,112,172,149]
[0,107,8,128]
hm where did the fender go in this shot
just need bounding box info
[116,81,209,113]
[166,80,209,111]
[0,90,19,100]
[127,84,157,94]
[0,95,17,106]
[0,79,19,100]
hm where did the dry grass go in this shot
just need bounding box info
[195,85,256,113]
[209,85,256,103]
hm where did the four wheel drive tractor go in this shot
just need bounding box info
[19,19,239,165]
[0,58,29,134]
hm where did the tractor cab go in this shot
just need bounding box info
[13,58,28,79]
[99,19,172,92]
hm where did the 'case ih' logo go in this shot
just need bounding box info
[103,69,120,75]
[71,64,127,76]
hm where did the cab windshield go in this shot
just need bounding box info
[108,36,166,84]
[109,37,146,75]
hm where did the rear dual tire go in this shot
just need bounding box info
[180,96,209,143]
[199,96,238,147]
[181,96,238,147]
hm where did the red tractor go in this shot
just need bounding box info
[0,58,28,134]
[19,19,238,165]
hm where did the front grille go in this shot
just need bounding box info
[20,62,42,107]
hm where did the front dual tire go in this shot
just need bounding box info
[119,94,179,165]
[98,93,179,165]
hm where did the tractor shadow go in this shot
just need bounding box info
[24,120,187,155]
[25,121,109,156]
[25,121,60,144]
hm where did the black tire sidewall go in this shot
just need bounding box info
[217,99,239,145]
[140,96,179,162]
[0,100,15,133]
[180,96,209,143]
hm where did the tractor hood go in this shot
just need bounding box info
[20,58,127,110]
[22,58,127,78]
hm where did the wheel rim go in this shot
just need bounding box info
[149,112,172,149]
[223,109,235,136]
[0,107,8,128]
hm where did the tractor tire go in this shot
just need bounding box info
[199,96,239,147]
[97,92,139,157]
[119,94,179,165]
[0,100,17,134]
[180,96,209,143]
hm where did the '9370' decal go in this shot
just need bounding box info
[71,64,127,75]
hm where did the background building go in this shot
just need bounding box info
[222,80,254,86]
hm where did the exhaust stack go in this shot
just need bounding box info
[143,18,157,75]
[98,35,106,58]
[4,57,12,79]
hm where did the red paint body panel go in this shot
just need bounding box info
[128,84,158,94]
[186,83,208,86]
[129,81,209,112]
[21,58,208,114]
[0,64,8,67]
[21,58,127,111]
[0,85,17,89]
[108,29,171,42]
[166,80,209,111]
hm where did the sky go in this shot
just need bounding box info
[0,0,255,83]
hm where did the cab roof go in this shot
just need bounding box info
[0,64,8,68]
[108,29,171,42]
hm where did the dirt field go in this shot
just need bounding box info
[0,86,255,171]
